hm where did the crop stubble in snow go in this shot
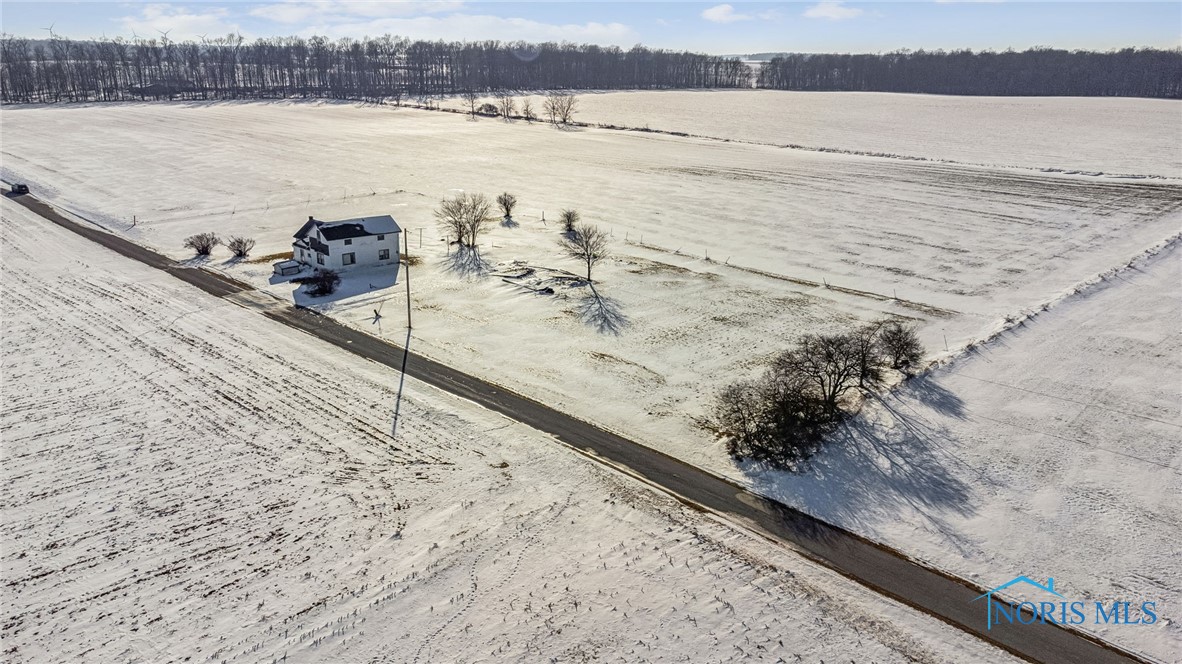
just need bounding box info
[1,95,1178,661]
[0,199,1016,662]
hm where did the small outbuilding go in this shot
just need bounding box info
[272,259,303,276]
[291,215,401,279]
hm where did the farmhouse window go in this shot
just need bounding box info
[377,234,385,241]
[343,252,356,266]
[379,249,390,260]
[316,253,324,265]
[344,239,353,245]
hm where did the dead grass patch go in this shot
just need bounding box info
[247,251,293,264]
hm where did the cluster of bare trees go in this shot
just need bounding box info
[542,93,577,125]
[434,194,611,282]
[458,92,577,125]
[434,192,494,248]
[714,321,924,466]
[756,47,1182,98]
[497,95,515,120]
[0,34,752,104]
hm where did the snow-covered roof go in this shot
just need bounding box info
[339,215,400,235]
[294,215,401,241]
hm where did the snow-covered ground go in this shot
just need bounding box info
[3,101,1178,320]
[2,103,1178,465]
[440,90,1182,177]
[0,197,1016,663]
[2,97,1179,659]
[749,239,1182,661]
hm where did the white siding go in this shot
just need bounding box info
[329,233,400,272]
[292,225,401,281]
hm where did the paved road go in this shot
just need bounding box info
[4,189,1147,664]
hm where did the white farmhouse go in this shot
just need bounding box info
[289,215,401,277]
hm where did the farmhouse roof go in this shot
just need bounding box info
[294,215,401,241]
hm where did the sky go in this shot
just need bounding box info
[0,1,1178,55]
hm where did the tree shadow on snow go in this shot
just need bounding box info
[441,246,492,279]
[901,378,967,420]
[575,287,629,336]
[176,255,212,268]
[743,378,977,546]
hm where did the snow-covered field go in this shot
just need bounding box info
[1,101,1178,472]
[2,95,1180,659]
[0,197,1016,663]
[442,90,1182,177]
[751,240,1182,661]
[3,101,1179,319]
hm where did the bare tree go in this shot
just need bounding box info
[226,236,256,258]
[543,92,561,124]
[498,95,515,120]
[878,321,925,372]
[435,192,494,248]
[184,232,220,256]
[543,92,577,125]
[557,93,577,124]
[559,208,580,234]
[774,333,862,416]
[714,365,830,465]
[715,380,765,457]
[496,192,517,220]
[560,223,610,281]
[462,90,479,118]
[436,195,468,243]
[520,98,536,123]
[852,321,886,388]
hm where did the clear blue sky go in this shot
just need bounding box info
[0,2,1178,54]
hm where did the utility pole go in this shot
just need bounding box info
[404,230,412,329]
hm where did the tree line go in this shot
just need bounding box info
[4,35,1175,103]
[0,34,752,103]
[756,47,1182,98]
